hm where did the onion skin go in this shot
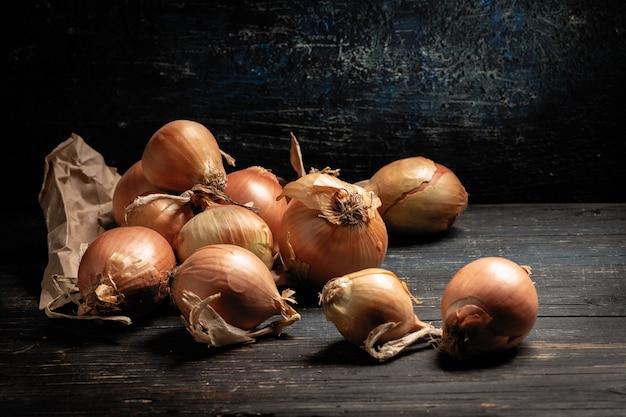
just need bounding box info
[77,226,177,319]
[124,196,194,247]
[142,119,226,193]
[321,268,425,346]
[280,200,388,287]
[169,244,293,330]
[173,204,274,268]
[439,257,538,359]
[112,161,160,226]
[277,173,388,289]
[225,166,287,254]
[363,156,468,235]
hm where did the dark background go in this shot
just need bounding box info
[7,0,626,212]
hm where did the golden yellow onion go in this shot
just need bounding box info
[173,204,274,268]
[141,119,229,193]
[169,244,301,347]
[77,226,177,319]
[439,257,539,360]
[112,160,160,226]
[124,195,194,247]
[225,165,287,254]
[363,156,468,235]
[277,172,388,289]
[320,268,441,361]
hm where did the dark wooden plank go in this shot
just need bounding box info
[1,204,625,416]
[386,204,626,319]
[6,1,626,210]
[2,311,625,416]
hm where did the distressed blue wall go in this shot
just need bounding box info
[8,0,626,209]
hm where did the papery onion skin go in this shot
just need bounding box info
[124,196,194,247]
[173,204,274,269]
[112,161,160,226]
[320,268,423,346]
[277,173,388,289]
[170,244,291,330]
[142,119,226,193]
[439,257,538,359]
[363,156,468,235]
[280,200,388,288]
[77,226,177,319]
[225,166,287,254]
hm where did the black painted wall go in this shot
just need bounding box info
[8,0,626,211]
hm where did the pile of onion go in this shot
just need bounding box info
[438,256,539,359]
[362,156,468,235]
[320,268,441,361]
[169,244,301,347]
[76,226,177,320]
[42,123,544,367]
[277,172,388,289]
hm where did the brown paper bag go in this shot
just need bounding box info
[38,134,121,312]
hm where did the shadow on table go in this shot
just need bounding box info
[307,338,521,369]
[435,347,520,371]
[308,339,437,366]
[386,225,463,248]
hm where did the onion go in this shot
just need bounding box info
[112,161,160,226]
[225,166,287,253]
[77,226,177,319]
[169,244,301,346]
[277,172,388,289]
[320,268,441,361]
[173,204,274,269]
[439,256,539,359]
[141,119,232,193]
[363,156,468,235]
[124,195,194,247]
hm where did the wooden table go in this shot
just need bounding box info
[2,204,625,416]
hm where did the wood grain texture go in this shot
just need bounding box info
[1,204,625,416]
[6,1,626,210]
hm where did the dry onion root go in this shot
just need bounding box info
[438,257,539,360]
[363,156,468,235]
[169,244,301,347]
[277,172,388,289]
[320,268,441,362]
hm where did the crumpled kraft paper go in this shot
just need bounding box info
[38,133,120,310]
